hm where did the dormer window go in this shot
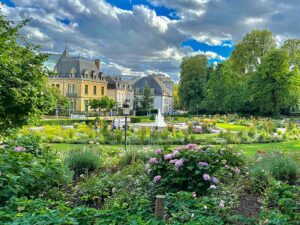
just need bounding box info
[70,68,76,78]
[91,71,95,79]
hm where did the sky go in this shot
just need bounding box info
[1,0,300,81]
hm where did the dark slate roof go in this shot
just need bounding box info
[133,76,171,96]
[105,75,132,90]
[53,50,103,81]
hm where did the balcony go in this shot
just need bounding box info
[66,93,78,98]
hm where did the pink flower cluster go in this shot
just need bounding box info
[155,149,162,155]
[164,153,175,160]
[149,158,158,164]
[198,162,209,167]
[153,175,161,183]
[203,174,211,181]
[15,146,25,152]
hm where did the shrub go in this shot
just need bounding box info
[250,152,299,190]
[65,149,102,176]
[260,179,300,225]
[146,144,245,194]
[130,117,141,123]
[119,147,155,167]
[0,137,72,205]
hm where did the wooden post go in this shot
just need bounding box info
[155,195,165,219]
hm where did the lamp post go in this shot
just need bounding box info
[122,99,130,151]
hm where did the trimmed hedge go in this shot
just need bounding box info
[37,119,112,126]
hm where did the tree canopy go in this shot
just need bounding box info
[140,86,154,111]
[179,55,208,111]
[0,15,56,130]
[178,29,300,116]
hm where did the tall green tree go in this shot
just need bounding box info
[89,96,116,115]
[140,86,154,111]
[50,87,71,112]
[282,39,300,69]
[230,30,276,74]
[250,49,300,115]
[173,83,182,109]
[201,62,246,113]
[0,15,56,130]
[179,55,208,111]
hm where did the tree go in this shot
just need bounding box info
[140,86,154,111]
[133,91,141,112]
[250,49,300,115]
[179,55,208,111]
[230,30,276,74]
[89,96,116,115]
[0,15,56,130]
[51,87,71,112]
[282,39,300,69]
[173,83,182,109]
[201,62,246,113]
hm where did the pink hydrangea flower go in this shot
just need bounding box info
[155,149,162,155]
[187,143,197,149]
[175,159,184,168]
[198,162,209,167]
[234,167,241,174]
[153,175,161,183]
[211,177,220,184]
[173,150,180,155]
[164,153,174,160]
[15,146,25,152]
[203,174,211,181]
[219,200,225,208]
[149,158,158,164]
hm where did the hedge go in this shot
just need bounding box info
[37,119,112,126]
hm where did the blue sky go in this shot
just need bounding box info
[1,0,299,80]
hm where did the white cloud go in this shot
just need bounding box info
[1,0,299,81]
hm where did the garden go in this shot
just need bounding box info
[0,13,299,225]
[0,114,299,224]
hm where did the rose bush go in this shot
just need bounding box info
[146,144,245,194]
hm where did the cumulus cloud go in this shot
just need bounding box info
[1,0,299,81]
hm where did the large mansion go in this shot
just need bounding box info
[48,48,107,112]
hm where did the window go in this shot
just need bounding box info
[101,86,105,95]
[56,84,60,88]
[85,85,89,95]
[84,100,89,112]
[52,84,55,87]
[93,86,97,95]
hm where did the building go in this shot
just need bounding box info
[105,75,134,108]
[133,75,174,113]
[48,48,107,112]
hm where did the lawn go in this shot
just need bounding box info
[216,123,249,131]
[234,140,300,156]
[49,140,300,157]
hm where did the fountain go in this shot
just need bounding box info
[154,108,166,127]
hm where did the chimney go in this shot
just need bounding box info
[95,59,100,69]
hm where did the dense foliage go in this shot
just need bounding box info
[146,144,244,193]
[0,15,56,130]
[0,135,71,206]
[179,29,300,115]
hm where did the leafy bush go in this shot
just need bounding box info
[0,137,71,205]
[250,152,299,190]
[130,117,141,123]
[259,179,300,225]
[65,149,102,176]
[146,144,245,194]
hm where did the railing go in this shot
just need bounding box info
[66,93,78,97]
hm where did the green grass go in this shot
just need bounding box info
[216,123,249,131]
[234,140,300,156]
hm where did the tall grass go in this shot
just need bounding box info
[65,149,102,176]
